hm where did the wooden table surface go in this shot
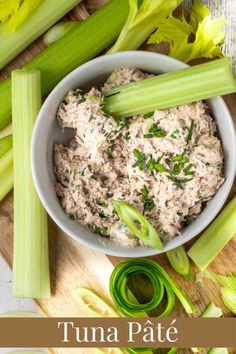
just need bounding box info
[0,1,235,354]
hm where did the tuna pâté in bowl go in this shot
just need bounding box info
[31,52,236,257]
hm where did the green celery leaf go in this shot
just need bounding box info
[0,0,21,22]
[6,0,42,32]
[148,0,226,63]
[190,0,210,33]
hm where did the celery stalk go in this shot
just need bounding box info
[0,0,129,130]
[108,0,182,53]
[104,58,236,118]
[208,349,228,354]
[188,196,236,270]
[12,70,50,298]
[166,245,191,277]
[0,149,13,202]
[0,0,82,70]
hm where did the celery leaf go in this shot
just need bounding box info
[148,0,226,63]
[7,0,42,32]
[0,0,21,22]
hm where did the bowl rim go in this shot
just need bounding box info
[31,51,236,257]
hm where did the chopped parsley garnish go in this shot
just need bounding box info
[144,112,154,119]
[124,131,131,140]
[133,149,147,170]
[187,120,194,142]
[91,174,98,180]
[171,129,180,139]
[171,153,189,164]
[183,163,195,176]
[91,224,108,237]
[107,192,114,198]
[144,123,166,139]
[167,176,193,189]
[140,186,155,211]
[99,211,110,219]
[68,213,75,220]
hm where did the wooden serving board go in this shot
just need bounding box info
[0,1,235,353]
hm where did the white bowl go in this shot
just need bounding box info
[31,51,236,257]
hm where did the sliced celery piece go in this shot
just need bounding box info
[12,69,50,298]
[201,301,223,318]
[112,200,163,249]
[0,148,13,202]
[43,21,79,47]
[207,349,228,354]
[72,288,119,317]
[0,0,129,130]
[188,196,236,270]
[220,287,236,315]
[104,58,236,118]
[0,0,82,70]
[166,245,191,277]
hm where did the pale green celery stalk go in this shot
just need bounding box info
[12,70,50,298]
[104,58,236,118]
[0,0,82,70]
[108,0,183,53]
[166,245,191,277]
[207,349,228,354]
[0,148,13,202]
[0,0,129,130]
[188,196,236,270]
[43,21,79,46]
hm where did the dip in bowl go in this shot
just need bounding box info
[31,51,236,257]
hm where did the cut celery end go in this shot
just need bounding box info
[0,0,82,70]
[0,153,13,202]
[201,301,223,318]
[188,196,236,270]
[43,21,79,47]
[0,0,129,130]
[0,135,12,159]
[207,349,228,354]
[12,70,50,298]
[104,58,236,118]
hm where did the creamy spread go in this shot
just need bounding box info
[54,68,224,247]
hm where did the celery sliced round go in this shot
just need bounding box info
[166,246,191,277]
[112,201,163,249]
[220,287,236,315]
[72,288,119,317]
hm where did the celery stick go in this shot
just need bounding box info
[12,70,50,298]
[0,0,129,130]
[0,0,82,70]
[188,196,236,270]
[207,349,228,354]
[0,149,13,202]
[104,58,236,118]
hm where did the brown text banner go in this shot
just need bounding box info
[0,318,235,348]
